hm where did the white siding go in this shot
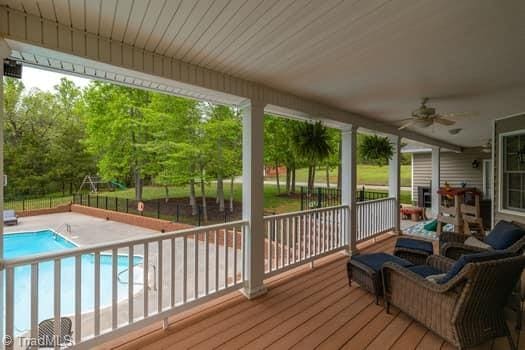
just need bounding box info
[412,149,490,204]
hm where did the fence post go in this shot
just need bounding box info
[49,197,52,208]
[22,199,25,211]
[317,187,322,208]
[360,186,365,202]
[197,206,202,226]
[96,195,99,208]
[105,196,108,210]
[115,197,118,212]
[79,193,82,205]
[157,199,160,219]
[300,187,304,211]
[126,198,129,213]
[176,204,180,222]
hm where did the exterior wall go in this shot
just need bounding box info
[70,204,193,232]
[494,114,525,226]
[412,149,490,204]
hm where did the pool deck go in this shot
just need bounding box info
[3,212,159,246]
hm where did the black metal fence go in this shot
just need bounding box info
[300,186,389,210]
[4,195,73,212]
[72,193,242,226]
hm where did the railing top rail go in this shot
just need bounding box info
[356,196,396,205]
[264,204,348,220]
[1,219,248,268]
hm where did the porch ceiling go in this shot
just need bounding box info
[1,0,525,147]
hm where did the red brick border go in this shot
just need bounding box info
[17,203,72,217]
[70,204,194,232]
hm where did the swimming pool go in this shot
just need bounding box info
[6,230,142,334]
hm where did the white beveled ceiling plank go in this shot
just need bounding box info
[0,3,462,151]
[143,0,182,52]
[110,0,133,42]
[133,0,167,49]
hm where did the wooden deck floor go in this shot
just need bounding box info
[100,235,525,350]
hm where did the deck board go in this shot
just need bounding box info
[101,234,523,350]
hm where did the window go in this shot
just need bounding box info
[501,131,525,212]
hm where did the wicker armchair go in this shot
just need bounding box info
[382,254,525,350]
[440,221,525,260]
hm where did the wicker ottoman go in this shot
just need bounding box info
[393,237,434,265]
[347,253,413,304]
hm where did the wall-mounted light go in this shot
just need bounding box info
[472,160,480,169]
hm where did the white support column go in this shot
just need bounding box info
[341,125,358,255]
[0,38,10,346]
[240,99,267,299]
[388,135,401,234]
[431,147,441,217]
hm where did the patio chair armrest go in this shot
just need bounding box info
[441,242,487,260]
[382,262,457,293]
[426,254,455,272]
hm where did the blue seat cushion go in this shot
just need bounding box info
[484,221,525,250]
[395,237,434,255]
[437,251,513,284]
[352,252,413,272]
[408,265,442,278]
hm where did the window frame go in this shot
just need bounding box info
[498,129,525,216]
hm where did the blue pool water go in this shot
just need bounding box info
[6,230,142,334]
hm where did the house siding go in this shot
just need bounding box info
[412,149,490,204]
[494,114,525,226]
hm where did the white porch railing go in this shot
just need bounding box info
[2,220,247,350]
[263,205,348,277]
[356,197,397,243]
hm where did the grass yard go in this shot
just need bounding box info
[266,164,412,187]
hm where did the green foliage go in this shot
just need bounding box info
[359,135,394,166]
[291,121,333,163]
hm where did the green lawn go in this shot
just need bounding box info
[266,164,411,187]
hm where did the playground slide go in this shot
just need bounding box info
[110,181,127,190]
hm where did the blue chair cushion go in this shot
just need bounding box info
[352,252,413,272]
[395,237,434,255]
[437,250,513,284]
[484,221,525,250]
[408,265,443,278]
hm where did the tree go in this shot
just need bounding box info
[83,82,152,200]
[291,121,333,192]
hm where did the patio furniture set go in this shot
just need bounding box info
[347,220,525,350]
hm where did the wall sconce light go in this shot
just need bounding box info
[472,160,480,169]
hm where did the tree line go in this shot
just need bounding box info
[4,77,408,222]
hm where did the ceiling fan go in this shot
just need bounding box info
[397,98,471,130]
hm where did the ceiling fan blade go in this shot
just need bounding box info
[440,111,477,118]
[398,120,416,130]
[434,117,456,126]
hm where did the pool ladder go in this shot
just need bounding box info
[55,223,72,235]
[118,262,157,291]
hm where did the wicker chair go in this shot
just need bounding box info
[440,221,525,260]
[382,254,525,350]
[27,317,72,349]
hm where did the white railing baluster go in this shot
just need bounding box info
[170,238,176,307]
[54,258,61,348]
[205,231,209,294]
[128,245,134,324]
[194,233,198,299]
[242,226,246,281]
[292,217,296,264]
[280,219,284,269]
[143,243,149,318]
[76,255,82,340]
[233,227,237,284]
[158,240,163,312]
[111,249,117,330]
[30,263,38,346]
[183,236,187,302]
[94,252,101,336]
[224,229,228,288]
[268,220,272,272]
[6,267,14,350]
[215,230,219,292]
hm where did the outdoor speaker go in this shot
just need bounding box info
[3,58,22,79]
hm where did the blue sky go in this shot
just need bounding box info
[21,66,92,92]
